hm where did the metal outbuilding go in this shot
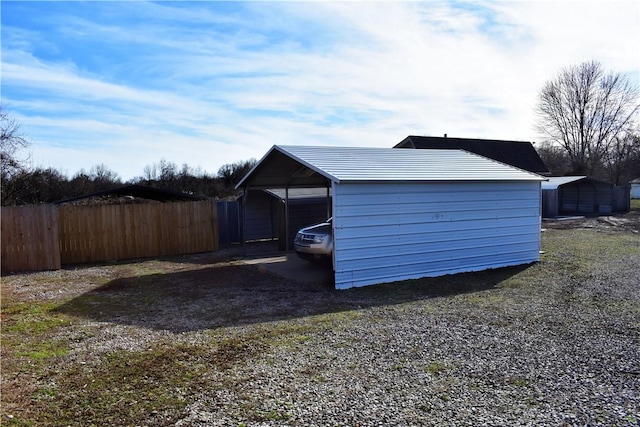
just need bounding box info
[541,176,630,218]
[237,145,545,289]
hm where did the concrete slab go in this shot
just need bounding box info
[243,252,334,286]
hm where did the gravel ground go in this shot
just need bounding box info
[2,215,640,426]
[176,241,639,426]
[178,219,640,426]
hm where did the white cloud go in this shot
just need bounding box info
[2,0,638,180]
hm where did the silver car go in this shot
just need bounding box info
[294,218,333,261]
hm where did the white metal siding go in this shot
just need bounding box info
[332,181,541,289]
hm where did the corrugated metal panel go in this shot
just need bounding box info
[541,189,559,218]
[613,185,630,212]
[244,190,279,241]
[332,181,541,289]
[596,184,613,214]
[559,181,614,215]
[278,146,545,183]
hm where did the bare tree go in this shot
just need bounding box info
[89,164,121,190]
[1,106,32,205]
[217,159,256,189]
[1,106,30,179]
[604,133,640,185]
[535,141,572,176]
[535,61,639,177]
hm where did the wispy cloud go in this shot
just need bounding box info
[2,0,638,179]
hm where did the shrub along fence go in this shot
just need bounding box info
[1,200,219,274]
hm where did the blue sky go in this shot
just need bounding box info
[2,1,639,180]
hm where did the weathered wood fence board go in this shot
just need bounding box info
[58,201,219,264]
[1,201,218,273]
[1,205,61,273]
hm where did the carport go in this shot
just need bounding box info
[237,145,545,289]
[541,176,628,218]
[239,188,331,251]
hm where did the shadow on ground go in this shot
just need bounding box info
[54,259,531,333]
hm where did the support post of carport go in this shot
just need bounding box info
[285,186,290,251]
[241,185,249,255]
[326,184,331,218]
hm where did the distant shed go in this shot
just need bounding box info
[237,145,545,289]
[631,178,640,199]
[542,176,629,218]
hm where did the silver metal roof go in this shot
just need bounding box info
[237,145,546,188]
[541,176,588,190]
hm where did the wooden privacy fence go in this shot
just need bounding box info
[2,200,218,273]
[1,205,61,273]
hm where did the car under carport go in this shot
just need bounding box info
[236,145,545,290]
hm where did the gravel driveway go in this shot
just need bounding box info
[2,214,639,426]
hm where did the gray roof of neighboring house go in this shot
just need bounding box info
[395,135,550,175]
[237,145,546,189]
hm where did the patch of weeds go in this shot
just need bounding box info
[239,399,293,423]
[35,384,59,401]
[418,403,433,412]
[11,336,268,426]
[303,309,364,330]
[212,336,265,369]
[255,409,291,422]
[28,346,194,425]
[425,360,449,376]
[2,301,70,335]
[16,339,69,361]
[251,321,318,349]
[509,376,528,387]
[524,396,538,407]
[256,311,363,349]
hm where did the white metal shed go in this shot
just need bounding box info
[237,145,545,289]
[631,178,640,199]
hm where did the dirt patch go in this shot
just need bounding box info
[544,204,640,233]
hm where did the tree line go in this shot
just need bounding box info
[1,108,256,205]
[2,60,638,206]
[0,158,256,206]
